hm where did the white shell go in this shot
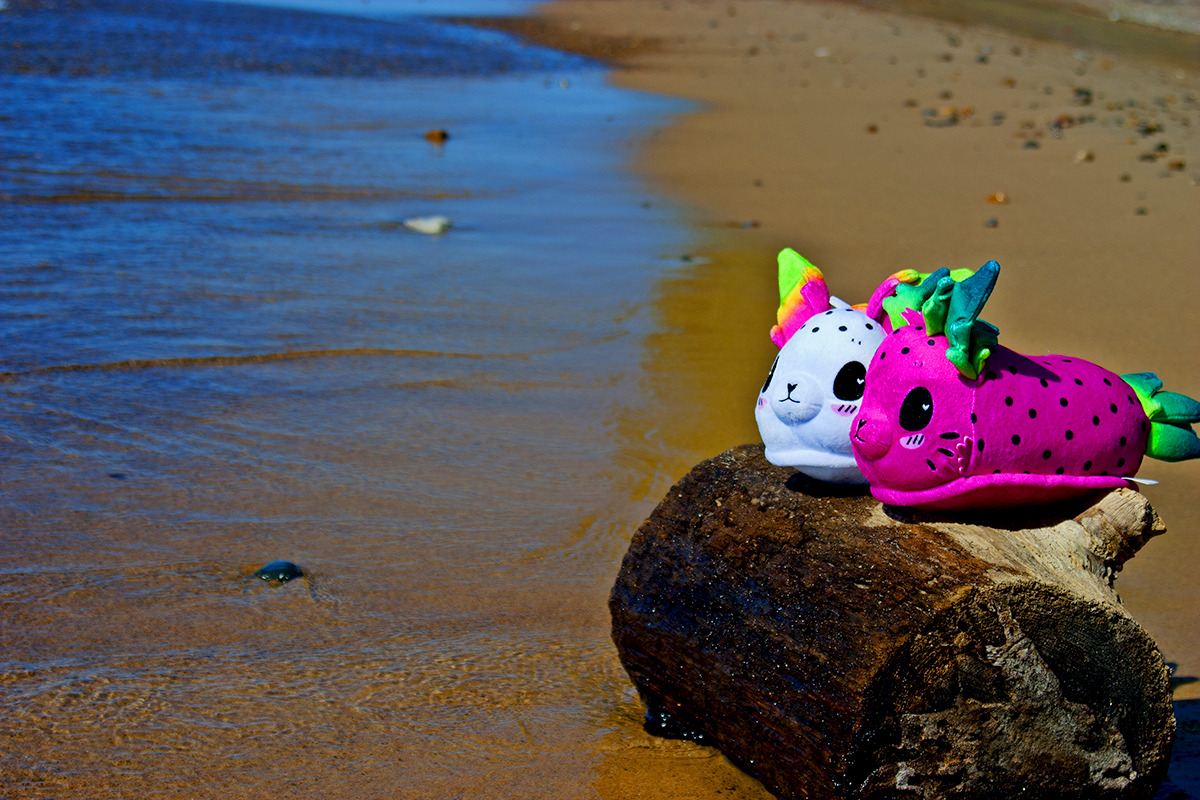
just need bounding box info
[402,216,451,235]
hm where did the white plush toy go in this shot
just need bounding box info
[754,250,886,484]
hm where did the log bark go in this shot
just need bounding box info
[610,444,1175,799]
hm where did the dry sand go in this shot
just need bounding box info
[519,0,1199,795]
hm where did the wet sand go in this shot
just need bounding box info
[522,0,1199,796]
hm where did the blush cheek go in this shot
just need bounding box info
[900,433,926,449]
[831,402,860,417]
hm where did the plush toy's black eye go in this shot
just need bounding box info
[832,361,867,401]
[899,386,934,431]
[761,356,779,394]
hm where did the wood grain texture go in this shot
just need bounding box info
[610,444,1174,799]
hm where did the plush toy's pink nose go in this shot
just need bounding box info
[851,412,892,462]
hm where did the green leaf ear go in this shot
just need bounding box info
[924,260,1000,380]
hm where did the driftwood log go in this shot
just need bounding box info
[610,444,1175,799]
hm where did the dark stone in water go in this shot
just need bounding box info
[254,560,304,585]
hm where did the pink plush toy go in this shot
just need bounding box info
[850,261,1200,510]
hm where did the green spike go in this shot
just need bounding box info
[882,268,950,330]
[933,261,1000,379]
[1147,421,1200,462]
[921,275,956,336]
[1121,372,1200,423]
[1150,391,1200,424]
[1122,372,1164,418]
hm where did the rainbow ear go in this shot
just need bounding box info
[770,249,833,347]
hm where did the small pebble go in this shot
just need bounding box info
[985,218,999,228]
[254,560,304,585]
[1074,149,1095,163]
[424,129,450,144]
[985,192,1010,205]
[923,108,958,127]
[1135,207,1148,215]
[1023,140,1040,149]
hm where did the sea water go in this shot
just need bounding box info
[0,1,720,796]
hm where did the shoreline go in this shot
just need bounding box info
[460,0,1200,68]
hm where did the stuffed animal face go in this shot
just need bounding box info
[850,322,1152,508]
[756,307,885,483]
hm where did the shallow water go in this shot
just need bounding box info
[0,1,731,796]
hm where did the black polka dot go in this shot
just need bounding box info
[1084,460,1092,471]
[986,370,998,380]
[901,347,911,355]
[824,310,834,315]
[1128,395,1136,405]
[927,339,936,346]
[1119,436,1127,447]
[1093,416,1101,426]
[1042,449,1052,460]
[1012,434,1021,445]
[1007,366,1019,375]
[1117,457,1126,468]
[1063,358,1073,363]
[838,326,847,332]
[879,351,887,360]
[1028,408,1037,419]
[1005,396,1014,406]
[1065,430,1074,440]
[940,432,961,439]
[993,469,1001,474]
[977,439,985,452]
[970,413,978,424]
[1103,378,1112,386]
[1055,467,1065,475]
[1039,378,1049,388]
[1110,403,1118,413]
[1059,397,1069,407]
[811,327,820,333]
[865,323,874,330]
[1141,420,1149,431]
[1074,378,1083,386]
